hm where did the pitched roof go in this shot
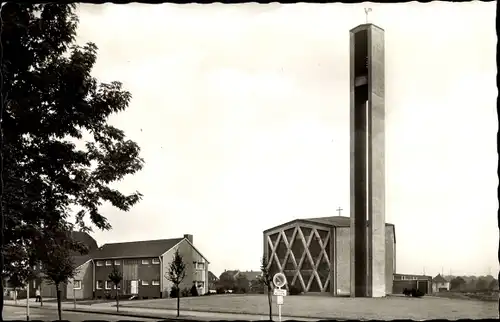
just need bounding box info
[74,255,92,268]
[221,270,239,279]
[90,238,183,260]
[208,271,218,281]
[238,270,262,281]
[71,231,98,252]
[302,216,394,227]
[432,274,448,283]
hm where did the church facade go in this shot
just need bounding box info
[262,216,395,296]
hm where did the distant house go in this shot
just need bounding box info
[432,274,450,292]
[208,271,218,291]
[235,270,262,283]
[91,234,209,299]
[221,270,240,280]
[219,270,262,292]
[392,273,432,295]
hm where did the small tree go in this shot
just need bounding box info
[166,249,186,317]
[40,227,88,321]
[8,273,26,305]
[260,255,275,321]
[108,265,123,312]
[235,274,250,294]
[190,283,199,296]
[42,246,79,321]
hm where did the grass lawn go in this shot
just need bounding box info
[120,293,497,320]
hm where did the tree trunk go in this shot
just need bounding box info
[56,283,62,321]
[116,286,119,312]
[176,290,180,317]
[267,286,273,321]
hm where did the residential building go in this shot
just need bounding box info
[393,273,432,294]
[263,216,396,296]
[92,234,209,299]
[208,271,218,291]
[235,270,262,283]
[34,231,98,299]
[432,274,450,292]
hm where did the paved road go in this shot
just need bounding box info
[3,305,159,321]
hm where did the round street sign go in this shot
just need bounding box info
[273,272,287,288]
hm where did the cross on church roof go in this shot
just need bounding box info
[336,207,343,216]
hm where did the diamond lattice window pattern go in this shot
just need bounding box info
[267,225,332,293]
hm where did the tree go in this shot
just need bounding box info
[7,273,26,305]
[1,3,144,317]
[108,264,123,312]
[190,284,199,296]
[488,278,498,291]
[235,274,250,294]
[450,277,466,292]
[260,255,277,321]
[166,250,186,317]
[41,226,86,321]
[476,277,489,292]
[218,271,236,291]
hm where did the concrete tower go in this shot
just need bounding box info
[349,23,386,298]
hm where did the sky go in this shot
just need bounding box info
[73,2,497,278]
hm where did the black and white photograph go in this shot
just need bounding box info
[1,1,497,321]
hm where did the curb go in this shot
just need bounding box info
[3,304,195,321]
[118,305,330,321]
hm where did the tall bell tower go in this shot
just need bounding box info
[349,22,386,298]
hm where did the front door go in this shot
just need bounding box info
[130,280,138,295]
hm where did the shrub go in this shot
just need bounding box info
[216,287,225,294]
[289,285,302,296]
[409,288,425,298]
[190,285,199,297]
[170,286,179,298]
[181,287,190,297]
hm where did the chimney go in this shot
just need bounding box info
[183,234,193,244]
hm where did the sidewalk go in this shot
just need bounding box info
[3,300,317,321]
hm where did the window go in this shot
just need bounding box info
[96,261,104,267]
[196,262,205,270]
[152,280,160,286]
[73,280,82,289]
[113,283,121,290]
[141,259,150,265]
[152,258,160,265]
[141,280,149,286]
[114,260,121,266]
[105,260,112,266]
[105,281,112,290]
[96,281,104,289]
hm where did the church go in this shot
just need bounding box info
[262,216,395,296]
[262,19,392,297]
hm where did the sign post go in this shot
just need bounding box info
[73,279,76,309]
[272,273,287,322]
[26,282,30,321]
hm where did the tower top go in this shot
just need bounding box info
[349,23,385,34]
